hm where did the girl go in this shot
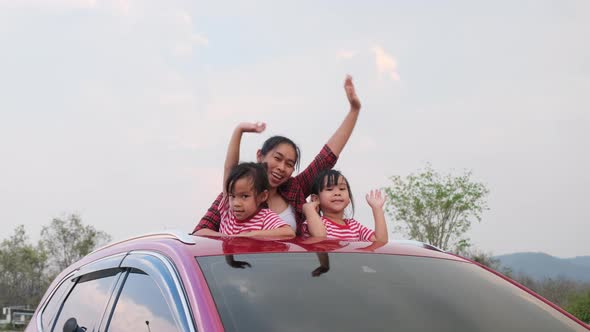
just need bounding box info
[302,170,388,242]
[194,161,295,237]
[193,75,363,235]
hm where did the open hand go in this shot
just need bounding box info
[365,189,385,210]
[344,75,361,111]
[239,122,266,133]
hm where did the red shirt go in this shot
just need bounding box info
[302,216,375,241]
[218,195,287,235]
[192,145,338,235]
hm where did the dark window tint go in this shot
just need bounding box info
[41,278,73,330]
[107,269,180,332]
[52,269,119,332]
[197,253,587,332]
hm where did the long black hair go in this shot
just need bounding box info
[311,169,355,216]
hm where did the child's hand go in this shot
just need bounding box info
[303,196,320,214]
[238,122,266,133]
[365,189,385,210]
[344,75,361,111]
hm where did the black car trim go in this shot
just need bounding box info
[115,251,197,332]
[36,253,126,332]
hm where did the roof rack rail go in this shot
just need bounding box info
[136,229,196,244]
[90,229,196,255]
[392,239,445,252]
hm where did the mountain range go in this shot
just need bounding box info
[495,252,590,282]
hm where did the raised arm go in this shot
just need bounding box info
[223,122,266,192]
[295,78,359,193]
[325,75,361,157]
[366,189,388,242]
[302,197,327,237]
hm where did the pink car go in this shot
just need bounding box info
[27,231,589,331]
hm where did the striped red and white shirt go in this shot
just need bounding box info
[193,145,338,235]
[219,196,288,235]
[302,216,375,241]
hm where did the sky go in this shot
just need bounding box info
[1,0,589,258]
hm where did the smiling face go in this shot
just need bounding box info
[257,143,297,188]
[318,176,351,215]
[228,177,268,220]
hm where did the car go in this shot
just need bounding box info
[26,230,590,332]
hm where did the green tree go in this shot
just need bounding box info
[384,164,489,251]
[454,245,514,277]
[566,291,590,323]
[536,276,581,308]
[0,225,49,307]
[41,214,111,272]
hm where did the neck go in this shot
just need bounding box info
[322,211,345,224]
[268,186,279,197]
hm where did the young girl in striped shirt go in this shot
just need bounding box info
[302,170,388,242]
[195,160,295,237]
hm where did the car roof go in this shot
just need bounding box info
[88,230,467,263]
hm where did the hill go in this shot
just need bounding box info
[495,252,590,282]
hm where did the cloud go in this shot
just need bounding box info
[170,11,208,56]
[371,46,400,80]
[353,135,378,151]
[172,34,208,56]
[0,0,97,8]
[336,50,358,59]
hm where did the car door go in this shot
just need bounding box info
[99,251,196,332]
[38,254,126,332]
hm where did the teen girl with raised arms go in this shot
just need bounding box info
[192,75,363,236]
[302,170,388,242]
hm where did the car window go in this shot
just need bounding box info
[106,269,181,332]
[52,269,120,332]
[197,253,587,332]
[41,277,73,331]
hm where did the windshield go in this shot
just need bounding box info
[197,253,586,332]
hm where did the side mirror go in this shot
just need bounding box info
[63,318,86,332]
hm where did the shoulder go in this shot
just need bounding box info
[278,177,296,191]
[259,208,281,221]
[344,218,361,226]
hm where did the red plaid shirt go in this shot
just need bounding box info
[192,144,338,235]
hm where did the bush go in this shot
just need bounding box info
[566,291,590,323]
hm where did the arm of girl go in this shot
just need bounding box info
[236,226,295,238]
[194,123,266,234]
[193,228,224,236]
[325,75,361,157]
[302,197,327,237]
[366,189,389,242]
[223,122,266,192]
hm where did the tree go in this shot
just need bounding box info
[384,164,489,251]
[566,291,590,323]
[0,225,49,306]
[536,276,581,308]
[41,214,111,273]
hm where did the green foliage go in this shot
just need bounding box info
[41,214,111,272]
[457,247,514,277]
[509,273,590,321]
[566,291,590,323]
[470,249,590,324]
[0,226,49,306]
[0,215,111,310]
[384,164,489,251]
